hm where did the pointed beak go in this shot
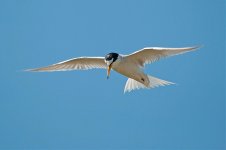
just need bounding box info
[107,64,112,79]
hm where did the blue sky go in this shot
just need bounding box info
[0,0,225,149]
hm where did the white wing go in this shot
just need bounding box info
[27,57,107,72]
[126,46,200,67]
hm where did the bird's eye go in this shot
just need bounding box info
[105,55,112,61]
[107,57,112,61]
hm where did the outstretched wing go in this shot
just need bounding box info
[126,46,200,67]
[27,57,107,72]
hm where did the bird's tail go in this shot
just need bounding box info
[124,75,174,93]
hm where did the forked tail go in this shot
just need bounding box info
[124,75,174,93]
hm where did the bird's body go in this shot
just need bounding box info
[28,46,200,93]
[111,55,149,86]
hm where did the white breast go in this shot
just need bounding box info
[112,55,147,84]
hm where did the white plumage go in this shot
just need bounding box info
[28,46,199,93]
[124,75,174,93]
[27,57,107,71]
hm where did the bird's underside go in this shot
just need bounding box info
[123,75,174,93]
[27,46,200,93]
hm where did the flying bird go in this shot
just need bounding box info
[28,46,199,93]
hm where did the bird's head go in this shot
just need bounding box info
[104,52,119,79]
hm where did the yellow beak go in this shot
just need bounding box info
[107,64,112,79]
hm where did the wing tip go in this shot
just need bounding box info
[23,67,55,72]
[143,45,203,49]
[24,68,38,72]
[190,45,203,50]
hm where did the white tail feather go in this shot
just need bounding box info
[124,75,174,93]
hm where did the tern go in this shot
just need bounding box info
[28,46,199,93]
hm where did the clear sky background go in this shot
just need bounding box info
[0,0,225,149]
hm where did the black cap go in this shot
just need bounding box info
[105,53,119,62]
